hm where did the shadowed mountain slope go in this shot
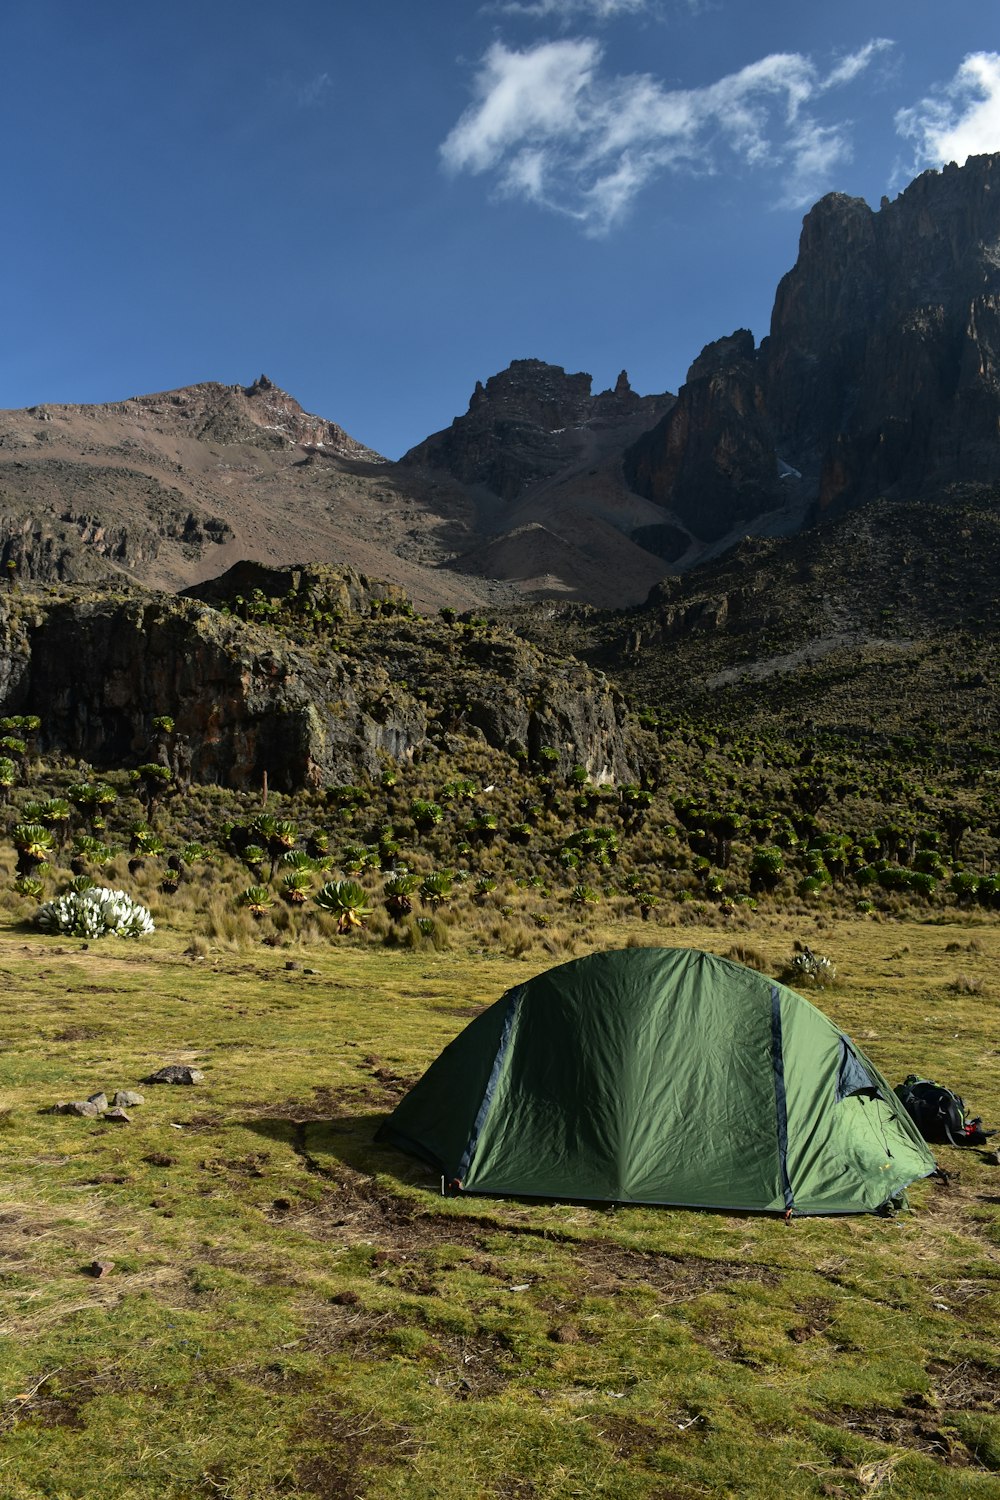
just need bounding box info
[626,154,1000,548]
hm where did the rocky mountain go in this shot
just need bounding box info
[5,155,1000,619]
[0,375,497,612]
[626,153,1000,547]
[399,358,680,605]
[0,364,677,610]
[402,358,672,501]
[0,563,641,791]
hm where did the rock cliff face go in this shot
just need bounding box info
[624,332,778,542]
[402,359,673,500]
[625,153,1000,540]
[0,564,640,790]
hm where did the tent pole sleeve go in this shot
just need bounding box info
[770,985,794,1212]
[456,985,522,1185]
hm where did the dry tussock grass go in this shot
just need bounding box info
[724,942,771,972]
[949,972,986,996]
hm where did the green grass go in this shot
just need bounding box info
[0,914,998,1498]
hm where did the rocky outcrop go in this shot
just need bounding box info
[0,496,236,586]
[0,567,641,790]
[402,359,673,500]
[181,559,412,618]
[132,375,385,460]
[624,332,779,542]
[625,153,1000,538]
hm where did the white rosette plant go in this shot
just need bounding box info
[35,886,155,939]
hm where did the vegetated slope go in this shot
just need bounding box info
[507,487,1000,759]
[3,545,1000,937]
[0,561,640,793]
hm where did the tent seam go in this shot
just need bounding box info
[770,985,795,1212]
[455,984,522,1185]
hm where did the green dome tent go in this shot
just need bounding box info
[377,947,936,1215]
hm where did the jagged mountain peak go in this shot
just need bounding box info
[625,149,1000,547]
[403,357,673,501]
[123,376,385,462]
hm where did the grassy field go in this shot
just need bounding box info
[1,909,998,1499]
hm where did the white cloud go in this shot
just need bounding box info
[442,37,893,232]
[896,52,1000,168]
[442,39,598,175]
[777,119,853,210]
[822,38,893,91]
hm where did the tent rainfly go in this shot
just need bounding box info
[376,947,936,1215]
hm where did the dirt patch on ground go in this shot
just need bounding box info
[817,1406,973,1465]
[787,1297,836,1342]
[590,1412,666,1462]
[922,1279,998,1325]
[5,1363,142,1435]
[928,1358,1000,1412]
[562,1240,781,1303]
[270,1144,785,1315]
[295,1395,414,1499]
[302,1298,516,1401]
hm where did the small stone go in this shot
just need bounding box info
[87,1260,114,1278]
[143,1065,204,1086]
[87,1092,109,1113]
[285,960,301,971]
[53,1100,101,1117]
[113,1090,144,1107]
[102,1107,131,1124]
[303,967,319,975]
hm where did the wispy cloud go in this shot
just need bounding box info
[269,70,335,111]
[441,38,893,233]
[896,52,1000,168]
[296,72,334,109]
[491,1,653,19]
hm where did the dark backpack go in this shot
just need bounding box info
[894,1075,989,1146]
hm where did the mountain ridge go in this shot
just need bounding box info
[4,154,1000,614]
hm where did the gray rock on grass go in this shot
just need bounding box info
[52,1088,145,1116]
[143,1065,204,1085]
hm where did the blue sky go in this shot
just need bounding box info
[3,1,999,457]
